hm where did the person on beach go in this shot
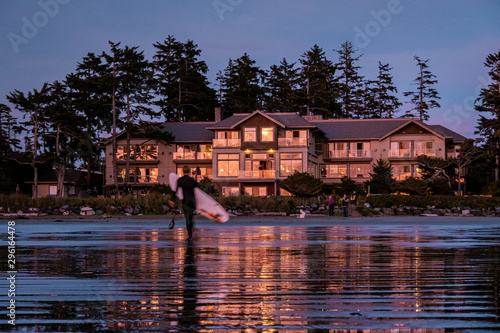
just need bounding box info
[342,194,349,217]
[328,195,335,217]
[169,166,198,241]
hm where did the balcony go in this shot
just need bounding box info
[348,150,371,158]
[415,149,436,157]
[389,149,437,158]
[389,149,412,158]
[213,138,241,148]
[328,150,348,158]
[173,152,196,160]
[328,150,371,159]
[278,137,307,147]
[238,170,276,179]
[197,152,212,160]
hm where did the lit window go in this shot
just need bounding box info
[217,153,239,177]
[349,164,370,178]
[261,127,274,141]
[244,128,256,142]
[280,153,302,176]
[321,164,348,178]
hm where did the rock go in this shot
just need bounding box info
[470,209,482,216]
[124,206,134,214]
[81,206,93,211]
[382,208,394,215]
[95,209,104,215]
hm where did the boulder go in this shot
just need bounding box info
[382,208,395,215]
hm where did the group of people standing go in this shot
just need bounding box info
[328,191,357,217]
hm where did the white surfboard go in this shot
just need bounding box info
[169,173,229,223]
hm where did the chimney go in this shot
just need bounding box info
[214,107,221,122]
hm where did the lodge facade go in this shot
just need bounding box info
[103,111,466,196]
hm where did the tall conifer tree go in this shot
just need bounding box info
[220,53,265,116]
[264,58,301,112]
[299,45,339,118]
[475,50,500,179]
[403,56,440,121]
[335,41,364,118]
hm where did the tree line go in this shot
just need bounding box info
[0,35,498,196]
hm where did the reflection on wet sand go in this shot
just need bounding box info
[4,220,500,332]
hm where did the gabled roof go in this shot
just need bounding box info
[206,110,316,130]
[379,119,445,141]
[427,125,466,143]
[312,118,466,142]
[103,122,216,144]
[160,122,215,142]
[312,118,411,140]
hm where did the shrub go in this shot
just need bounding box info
[483,180,500,197]
[396,177,428,196]
[280,172,325,197]
[430,177,454,195]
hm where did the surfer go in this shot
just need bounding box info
[170,166,198,241]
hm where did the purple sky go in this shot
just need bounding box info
[1,0,500,139]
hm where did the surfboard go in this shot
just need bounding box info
[169,173,229,223]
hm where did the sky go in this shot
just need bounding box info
[1,0,500,139]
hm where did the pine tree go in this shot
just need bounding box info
[475,49,500,180]
[366,159,395,194]
[264,58,301,112]
[0,103,20,154]
[403,56,440,121]
[66,51,113,190]
[334,41,364,118]
[44,80,84,197]
[220,53,265,116]
[7,83,51,197]
[299,44,339,118]
[152,36,216,121]
[366,62,401,118]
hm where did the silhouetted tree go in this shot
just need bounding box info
[403,56,440,121]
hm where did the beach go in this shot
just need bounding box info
[1,216,499,332]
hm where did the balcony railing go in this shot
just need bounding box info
[389,149,412,157]
[328,150,348,158]
[278,137,307,147]
[389,149,436,158]
[348,150,371,158]
[328,150,371,158]
[213,138,241,147]
[173,152,196,160]
[238,170,276,179]
[415,149,436,157]
[197,152,212,160]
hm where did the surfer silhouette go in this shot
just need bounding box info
[170,166,198,241]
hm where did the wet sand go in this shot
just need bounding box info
[1,216,499,332]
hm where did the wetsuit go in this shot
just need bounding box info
[176,175,198,240]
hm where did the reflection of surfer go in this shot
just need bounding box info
[170,166,198,241]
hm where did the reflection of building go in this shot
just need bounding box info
[103,111,466,196]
